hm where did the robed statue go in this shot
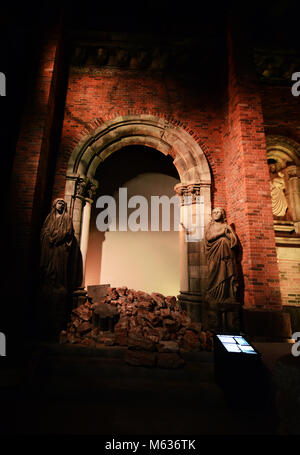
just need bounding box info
[204,207,238,303]
[39,198,82,339]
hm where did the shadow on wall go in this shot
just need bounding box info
[231,223,245,305]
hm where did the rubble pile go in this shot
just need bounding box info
[60,287,213,368]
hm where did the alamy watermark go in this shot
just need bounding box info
[0,72,6,96]
[0,332,6,356]
[291,332,300,357]
[291,72,300,97]
[95,188,205,242]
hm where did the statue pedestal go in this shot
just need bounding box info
[202,299,242,333]
[177,292,204,322]
[72,287,88,309]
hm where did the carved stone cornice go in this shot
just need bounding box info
[254,47,300,84]
[74,176,98,203]
[69,31,223,76]
[174,183,203,203]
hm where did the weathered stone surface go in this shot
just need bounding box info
[77,321,92,335]
[136,290,153,301]
[204,208,239,304]
[188,321,202,333]
[90,328,99,340]
[151,292,166,307]
[163,318,179,331]
[114,334,128,346]
[72,318,81,329]
[128,334,156,351]
[125,350,156,367]
[59,330,68,344]
[67,333,80,344]
[165,296,177,308]
[116,286,127,296]
[136,308,157,324]
[183,330,201,351]
[199,331,207,345]
[87,284,110,304]
[80,337,96,347]
[159,308,171,318]
[94,302,119,318]
[143,326,160,343]
[62,286,213,355]
[126,289,135,302]
[156,353,185,369]
[157,341,179,353]
[107,287,119,300]
[136,299,154,310]
[102,333,115,346]
[72,304,92,321]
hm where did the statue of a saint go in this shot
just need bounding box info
[39,198,83,338]
[204,208,238,303]
[40,199,82,291]
[268,160,288,218]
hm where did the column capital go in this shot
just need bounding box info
[74,176,98,203]
[174,182,204,202]
[286,164,298,179]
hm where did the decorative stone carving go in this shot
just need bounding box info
[74,176,88,199]
[40,199,83,291]
[174,183,201,202]
[286,164,300,234]
[204,208,238,303]
[69,34,217,76]
[96,47,109,66]
[74,176,98,202]
[268,160,289,218]
[254,48,300,83]
[86,181,98,201]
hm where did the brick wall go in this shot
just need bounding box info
[5,24,66,333]
[52,68,226,208]
[222,22,282,309]
[10,20,300,314]
[277,246,300,306]
[260,60,300,308]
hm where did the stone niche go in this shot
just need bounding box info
[266,135,300,331]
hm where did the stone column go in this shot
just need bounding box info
[66,175,98,292]
[175,184,189,294]
[286,164,300,234]
[80,199,92,282]
[175,182,210,321]
[78,178,98,285]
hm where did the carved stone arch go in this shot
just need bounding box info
[266,134,300,234]
[65,114,212,320]
[67,114,211,184]
[266,134,300,166]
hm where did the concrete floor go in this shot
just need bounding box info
[0,341,293,435]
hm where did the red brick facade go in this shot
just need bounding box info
[6,18,300,322]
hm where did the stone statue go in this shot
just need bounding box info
[268,160,288,218]
[40,198,82,291]
[204,207,238,303]
[39,198,83,338]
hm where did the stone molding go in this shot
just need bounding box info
[66,114,211,186]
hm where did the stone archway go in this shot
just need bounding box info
[65,114,212,320]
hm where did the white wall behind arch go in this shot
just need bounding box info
[85,172,180,297]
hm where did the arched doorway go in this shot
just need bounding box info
[85,145,181,296]
[65,115,212,319]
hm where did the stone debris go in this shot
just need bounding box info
[60,286,214,368]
